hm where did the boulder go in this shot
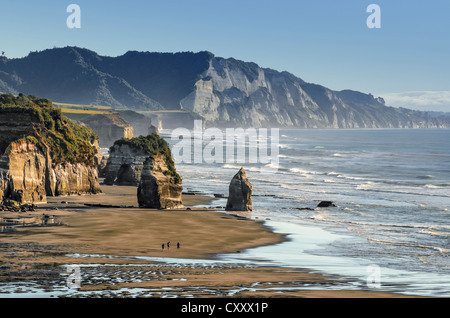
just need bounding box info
[137,154,183,209]
[225,168,252,211]
[317,201,336,207]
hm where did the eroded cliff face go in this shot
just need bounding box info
[179,58,327,128]
[180,79,221,122]
[117,110,157,137]
[0,140,101,204]
[180,57,447,128]
[0,140,47,203]
[137,154,183,209]
[53,162,101,196]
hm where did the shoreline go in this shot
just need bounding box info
[0,184,421,298]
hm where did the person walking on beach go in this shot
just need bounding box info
[161,243,164,251]
[177,242,180,249]
[167,241,170,250]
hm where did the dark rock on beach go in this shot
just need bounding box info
[225,168,252,211]
[317,201,336,207]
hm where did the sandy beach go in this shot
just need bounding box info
[0,184,419,298]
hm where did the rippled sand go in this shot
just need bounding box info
[0,185,415,298]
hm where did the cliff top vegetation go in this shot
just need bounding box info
[0,93,99,166]
[112,134,181,182]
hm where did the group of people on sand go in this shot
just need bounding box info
[161,241,180,251]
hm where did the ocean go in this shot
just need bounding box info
[165,128,450,297]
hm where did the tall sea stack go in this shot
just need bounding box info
[225,168,253,211]
[137,154,183,209]
[103,134,182,209]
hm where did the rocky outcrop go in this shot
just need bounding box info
[225,168,252,211]
[103,134,180,193]
[0,93,102,204]
[103,143,148,186]
[81,113,134,148]
[98,156,109,178]
[317,201,336,208]
[137,154,183,209]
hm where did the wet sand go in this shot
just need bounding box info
[0,185,419,298]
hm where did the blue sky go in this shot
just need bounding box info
[1,0,449,111]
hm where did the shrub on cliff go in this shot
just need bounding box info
[0,93,98,167]
[111,134,181,182]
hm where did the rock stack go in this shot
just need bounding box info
[100,133,183,209]
[137,154,183,209]
[225,168,252,211]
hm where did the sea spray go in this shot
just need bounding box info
[171,120,279,174]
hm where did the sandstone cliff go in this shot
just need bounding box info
[0,140,47,203]
[0,93,102,204]
[52,162,101,196]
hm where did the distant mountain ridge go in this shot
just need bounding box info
[0,46,448,128]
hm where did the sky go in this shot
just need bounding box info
[1,0,449,111]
